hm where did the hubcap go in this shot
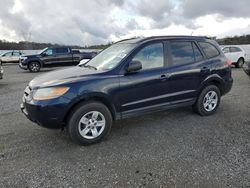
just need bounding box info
[203,91,218,112]
[78,111,106,139]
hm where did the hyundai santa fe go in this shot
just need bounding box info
[21,36,233,145]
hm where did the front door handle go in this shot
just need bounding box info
[200,66,210,73]
[159,74,171,81]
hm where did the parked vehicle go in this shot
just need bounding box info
[243,61,250,79]
[0,51,23,63]
[19,47,97,72]
[0,61,3,79]
[21,36,233,145]
[221,46,246,68]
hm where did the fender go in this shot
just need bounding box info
[26,57,44,67]
[65,91,120,121]
[198,74,225,94]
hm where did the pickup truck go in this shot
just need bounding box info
[19,47,97,72]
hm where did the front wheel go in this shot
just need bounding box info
[28,62,41,72]
[193,85,221,116]
[67,101,112,145]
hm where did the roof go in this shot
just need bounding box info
[118,35,211,44]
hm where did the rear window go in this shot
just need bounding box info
[198,42,220,59]
[170,41,195,66]
[230,47,242,52]
[169,41,203,66]
[56,48,69,54]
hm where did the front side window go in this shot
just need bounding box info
[3,52,12,57]
[198,42,220,59]
[222,47,230,53]
[170,41,195,66]
[132,43,164,71]
[44,48,56,56]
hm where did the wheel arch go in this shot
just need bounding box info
[198,74,225,96]
[238,57,245,62]
[27,58,43,67]
[63,93,118,126]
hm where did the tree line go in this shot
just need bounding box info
[0,35,250,50]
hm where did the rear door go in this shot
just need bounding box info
[55,48,73,66]
[161,40,207,103]
[222,47,232,61]
[229,47,242,62]
[12,51,22,62]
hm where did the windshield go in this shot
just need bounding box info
[38,48,48,55]
[83,43,135,71]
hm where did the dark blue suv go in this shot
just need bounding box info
[21,36,233,145]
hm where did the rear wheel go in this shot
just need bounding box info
[236,58,244,68]
[67,101,112,145]
[28,62,41,72]
[193,85,221,116]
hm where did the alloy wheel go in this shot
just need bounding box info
[203,91,218,112]
[78,111,106,139]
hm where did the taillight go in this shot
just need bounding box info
[226,59,233,66]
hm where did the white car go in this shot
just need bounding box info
[221,46,246,68]
[0,51,23,63]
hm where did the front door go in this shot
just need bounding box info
[118,42,168,117]
[41,48,57,66]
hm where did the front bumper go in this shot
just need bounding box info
[20,87,72,129]
[19,60,28,70]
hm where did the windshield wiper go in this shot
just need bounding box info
[82,64,97,70]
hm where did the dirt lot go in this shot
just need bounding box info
[0,64,249,188]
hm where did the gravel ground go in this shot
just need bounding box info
[0,64,250,188]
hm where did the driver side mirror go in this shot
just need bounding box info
[41,53,47,57]
[127,60,142,73]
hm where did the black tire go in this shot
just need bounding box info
[236,58,244,68]
[67,101,112,145]
[193,85,221,116]
[28,61,41,72]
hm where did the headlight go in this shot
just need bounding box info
[33,87,70,100]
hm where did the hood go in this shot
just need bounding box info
[21,54,40,58]
[29,66,103,88]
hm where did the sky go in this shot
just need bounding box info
[0,0,250,46]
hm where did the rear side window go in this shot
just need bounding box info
[198,42,220,59]
[230,47,242,52]
[13,52,21,56]
[192,43,203,62]
[56,48,69,54]
[170,41,195,66]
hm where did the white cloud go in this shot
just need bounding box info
[0,0,250,46]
